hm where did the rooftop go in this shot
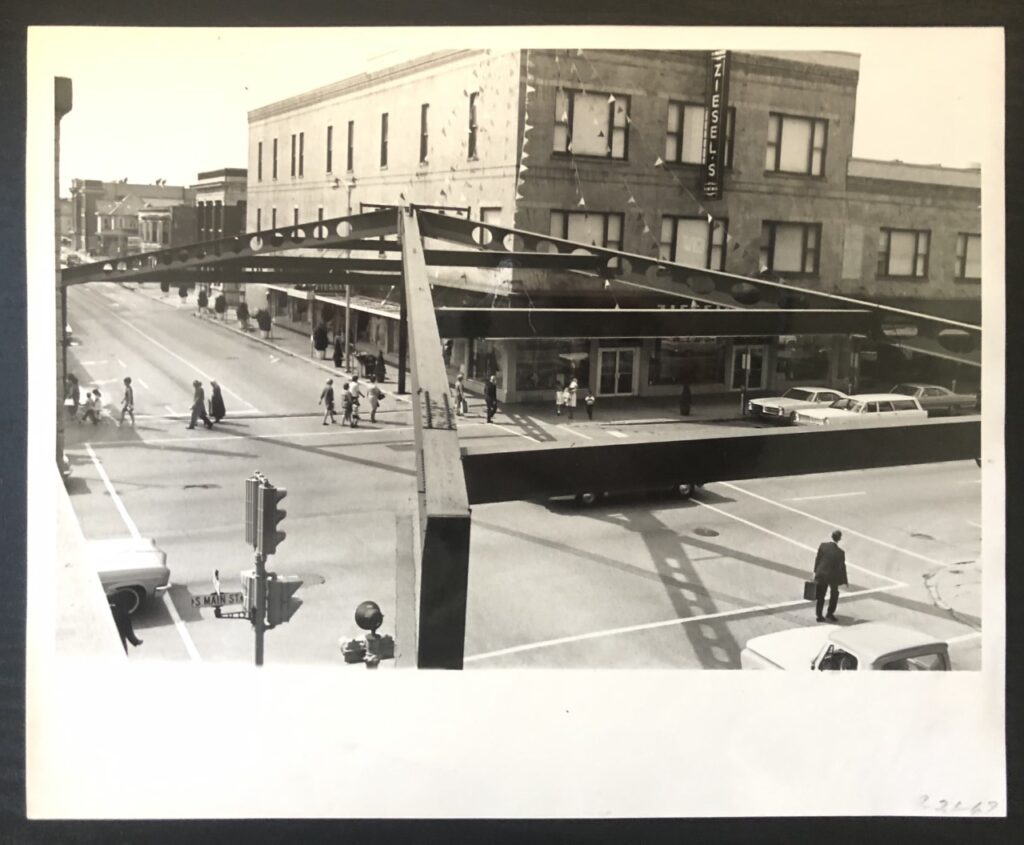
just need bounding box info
[848,157,981,189]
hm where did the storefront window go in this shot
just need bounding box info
[648,338,725,385]
[469,339,503,388]
[515,340,590,391]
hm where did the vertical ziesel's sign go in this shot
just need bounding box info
[702,50,731,200]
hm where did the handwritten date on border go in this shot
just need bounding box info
[919,796,999,814]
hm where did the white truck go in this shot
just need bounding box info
[740,622,951,671]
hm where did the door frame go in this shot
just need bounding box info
[596,346,640,397]
[730,344,768,390]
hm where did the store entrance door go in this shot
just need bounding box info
[730,345,767,390]
[598,347,637,396]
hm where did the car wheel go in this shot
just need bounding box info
[675,483,695,499]
[112,586,145,615]
[575,492,599,507]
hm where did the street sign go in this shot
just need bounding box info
[191,591,245,608]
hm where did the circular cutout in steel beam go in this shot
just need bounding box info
[472,225,494,247]
[730,282,761,305]
[936,328,977,354]
[687,274,715,295]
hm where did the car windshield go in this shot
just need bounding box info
[829,398,859,411]
[782,388,813,400]
[891,384,917,395]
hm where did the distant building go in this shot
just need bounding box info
[138,200,198,253]
[57,198,73,239]
[193,167,248,241]
[70,179,193,255]
[247,49,981,401]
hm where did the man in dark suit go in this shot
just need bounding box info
[813,529,848,622]
[484,375,498,424]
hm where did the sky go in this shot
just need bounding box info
[31,26,1000,193]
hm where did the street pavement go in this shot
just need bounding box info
[62,282,983,670]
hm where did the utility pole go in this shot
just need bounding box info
[253,551,267,666]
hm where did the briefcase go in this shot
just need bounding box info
[803,580,818,601]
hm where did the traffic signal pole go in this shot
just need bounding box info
[254,551,267,667]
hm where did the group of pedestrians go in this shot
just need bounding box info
[187,379,225,430]
[552,377,595,421]
[319,374,385,427]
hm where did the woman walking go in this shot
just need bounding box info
[454,374,468,416]
[319,378,336,425]
[554,383,566,416]
[118,377,135,427]
[209,381,226,423]
[566,377,578,421]
[368,380,384,423]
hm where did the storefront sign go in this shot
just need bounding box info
[702,50,730,200]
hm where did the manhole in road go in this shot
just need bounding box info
[911,532,935,540]
[693,527,719,537]
[183,483,222,490]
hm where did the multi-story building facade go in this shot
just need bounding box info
[192,167,248,305]
[246,49,981,402]
[70,179,193,255]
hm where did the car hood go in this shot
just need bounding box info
[796,407,851,420]
[753,397,809,409]
[743,625,840,669]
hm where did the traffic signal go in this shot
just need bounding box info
[257,483,287,556]
[240,569,257,616]
[266,575,302,627]
[245,476,260,548]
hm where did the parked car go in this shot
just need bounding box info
[741,621,951,670]
[87,537,170,614]
[747,386,848,423]
[890,383,979,416]
[794,393,927,426]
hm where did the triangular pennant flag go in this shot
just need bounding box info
[567,142,573,153]
[521,150,529,160]
[561,111,569,122]
[627,195,637,205]
[604,279,610,288]
[577,197,586,207]
[526,84,536,93]
[520,164,528,173]
[607,94,615,103]
[577,48,584,56]
[625,115,632,124]
[597,130,605,137]
[654,156,664,166]
[760,264,769,273]
[731,241,741,251]
[707,212,713,224]
[524,123,533,132]
[516,191,525,201]
[643,224,651,234]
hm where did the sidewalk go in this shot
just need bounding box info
[124,283,750,424]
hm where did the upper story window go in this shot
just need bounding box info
[298,131,305,177]
[480,207,502,227]
[760,221,821,276]
[271,207,277,229]
[326,125,333,173]
[665,102,735,167]
[256,208,261,231]
[554,90,630,160]
[420,103,429,163]
[293,207,299,226]
[955,233,981,281]
[660,216,728,270]
[380,113,389,168]
[878,228,929,278]
[550,209,624,268]
[272,138,278,180]
[347,121,354,172]
[257,141,263,182]
[765,113,827,176]
[468,93,479,159]
[290,134,297,177]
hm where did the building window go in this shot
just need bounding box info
[468,92,479,159]
[469,339,502,387]
[760,221,822,276]
[660,216,728,270]
[257,141,263,182]
[299,131,305,176]
[317,206,324,239]
[550,209,624,268]
[877,228,930,278]
[955,233,981,281]
[272,139,278,179]
[765,113,827,176]
[347,121,354,172]
[380,113,389,168]
[293,207,299,227]
[665,103,735,167]
[326,125,333,173]
[648,338,725,386]
[271,207,277,230]
[256,208,261,231]
[290,134,297,177]
[480,207,502,227]
[420,103,429,163]
[554,89,630,159]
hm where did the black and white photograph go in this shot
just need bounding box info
[24,24,1004,819]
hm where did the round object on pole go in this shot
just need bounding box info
[355,600,384,634]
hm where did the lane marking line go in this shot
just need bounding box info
[558,424,592,440]
[85,443,141,539]
[605,429,628,439]
[787,491,867,502]
[693,498,905,587]
[80,360,109,365]
[117,359,126,368]
[491,422,541,443]
[463,584,899,664]
[967,520,981,528]
[720,482,945,567]
[162,591,202,662]
[164,405,176,415]
[136,377,150,390]
[104,308,259,412]
[90,424,417,447]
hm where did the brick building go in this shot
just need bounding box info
[246,49,981,402]
[70,179,194,255]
